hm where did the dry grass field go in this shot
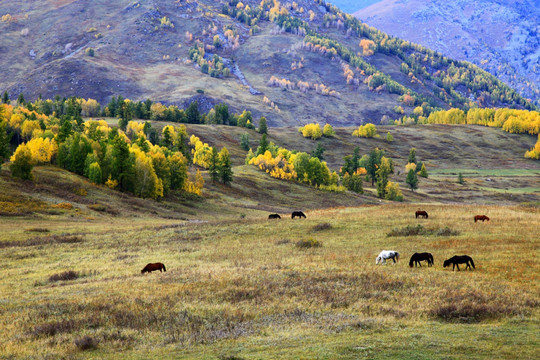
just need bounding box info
[0,122,539,359]
[0,203,538,359]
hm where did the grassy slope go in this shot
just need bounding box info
[0,204,538,359]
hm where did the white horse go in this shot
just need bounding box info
[376,250,400,265]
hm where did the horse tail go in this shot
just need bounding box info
[162,264,167,272]
[469,257,475,269]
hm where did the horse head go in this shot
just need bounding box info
[443,259,450,267]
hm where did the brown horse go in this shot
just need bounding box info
[141,263,166,274]
[474,215,490,223]
[415,210,428,219]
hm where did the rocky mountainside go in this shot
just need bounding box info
[0,0,534,126]
[355,0,540,104]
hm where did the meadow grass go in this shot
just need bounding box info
[0,204,538,359]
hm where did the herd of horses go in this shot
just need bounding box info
[375,250,475,271]
[142,209,486,274]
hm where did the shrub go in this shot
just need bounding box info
[387,225,460,237]
[49,270,80,282]
[434,227,459,236]
[352,124,377,138]
[85,48,95,57]
[32,320,76,337]
[311,222,332,231]
[323,123,335,137]
[74,336,98,351]
[275,239,291,245]
[299,123,322,140]
[52,203,73,209]
[296,238,322,248]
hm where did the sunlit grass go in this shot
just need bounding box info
[0,204,538,358]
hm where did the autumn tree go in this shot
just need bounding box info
[323,123,335,137]
[218,147,233,185]
[385,181,403,201]
[386,132,393,143]
[376,156,392,198]
[342,172,363,193]
[10,143,34,180]
[419,163,428,178]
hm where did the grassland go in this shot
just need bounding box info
[1,121,539,358]
[0,203,538,359]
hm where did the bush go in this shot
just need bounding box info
[352,124,377,138]
[296,238,322,248]
[48,270,80,282]
[311,222,332,231]
[323,123,335,137]
[74,336,98,351]
[85,48,95,57]
[299,123,323,140]
[32,320,76,337]
[387,225,460,237]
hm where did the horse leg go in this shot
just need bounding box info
[392,256,396,264]
[452,263,455,271]
[456,264,460,271]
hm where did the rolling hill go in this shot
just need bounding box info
[0,0,535,127]
[354,0,540,105]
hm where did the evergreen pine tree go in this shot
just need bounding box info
[187,101,200,123]
[240,133,250,151]
[311,143,325,160]
[218,147,233,185]
[458,172,465,184]
[0,119,12,161]
[408,148,417,163]
[258,116,268,134]
[17,93,25,106]
[406,169,418,191]
[256,134,269,155]
[2,91,9,104]
[209,147,219,182]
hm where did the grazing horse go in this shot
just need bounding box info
[474,215,490,223]
[141,263,166,274]
[415,210,429,219]
[443,255,475,271]
[376,250,400,265]
[409,252,434,267]
[268,213,281,219]
[292,211,306,219]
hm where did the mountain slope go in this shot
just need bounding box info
[0,0,535,127]
[355,0,540,104]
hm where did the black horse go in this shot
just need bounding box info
[415,210,429,219]
[141,262,167,274]
[409,252,434,267]
[268,213,281,219]
[292,211,306,219]
[443,255,475,271]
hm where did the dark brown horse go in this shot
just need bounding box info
[443,255,475,271]
[292,211,306,219]
[141,263,166,274]
[409,252,434,267]
[474,215,490,223]
[268,213,281,219]
[415,210,428,219]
